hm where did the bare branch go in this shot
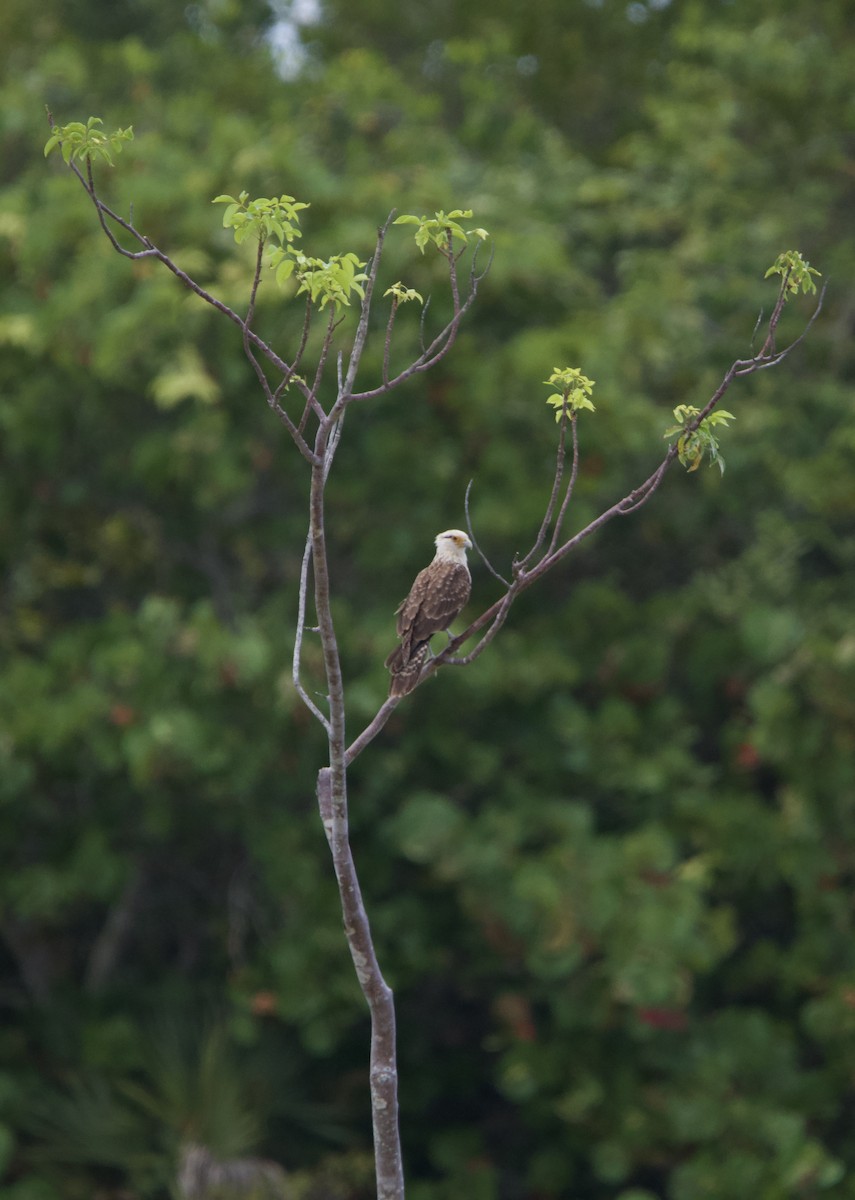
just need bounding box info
[73,154,157,260]
[382,299,398,388]
[324,415,345,474]
[308,428,404,1195]
[418,294,432,354]
[234,241,318,462]
[241,336,318,464]
[549,411,581,553]
[446,232,461,312]
[515,405,572,574]
[436,585,519,670]
[339,212,396,404]
[345,225,490,405]
[272,301,328,438]
[749,307,765,352]
[75,157,324,462]
[469,238,494,285]
[316,769,403,1200]
[734,282,825,375]
[61,152,310,385]
[345,698,400,766]
[615,457,673,516]
[245,235,265,331]
[757,270,791,357]
[295,391,327,436]
[349,279,482,403]
[310,308,339,404]
[291,298,313,383]
[292,529,331,732]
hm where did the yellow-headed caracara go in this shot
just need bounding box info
[385,529,472,698]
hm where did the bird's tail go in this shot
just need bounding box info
[386,641,429,698]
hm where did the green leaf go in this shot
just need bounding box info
[275,258,296,284]
[211,190,309,247]
[44,117,134,166]
[664,405,735,473]
[394,208,489,254]
[765,250,822,296]
[544,366,597,419]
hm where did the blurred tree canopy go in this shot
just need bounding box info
[1,0,854,1197]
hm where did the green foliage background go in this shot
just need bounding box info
[1,0,854,1197]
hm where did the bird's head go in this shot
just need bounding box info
[434,529,472,562]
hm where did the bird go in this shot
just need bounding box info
[385,529,472,698]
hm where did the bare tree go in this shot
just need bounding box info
[47,115,823,1200]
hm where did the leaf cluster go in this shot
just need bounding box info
[383,281,424,305]
[664,404,735,474]
[212,191,309,247]
[213,190,374,312]
[289,250,369,312]
[543,365,596,421]
[43,116,134,166]
[764,249,821,296]
[393,208,489,254]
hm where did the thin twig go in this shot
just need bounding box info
[469,239,494,285]
[73,161,291,369]
[749,308,765,352]
[382,300,398,388]
[292,529,331,732]
[516,403,571,573]
[757,271,790,357]
[311,309,339,403]
[57,129,332,416]
[347,225,489,404]
[324,415,345,474]
[549,413,581,553]
[433,586,519,670]
[339,212,396,404]
[246,236,265,332]
[241,330,318,463]
[291,297,313,380]
[464,481,509,587]
[349,283,481,403]
[734,283,825,376]
[418,295,432,354]
[447,232,461,313]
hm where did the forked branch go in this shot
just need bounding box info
[345,277,824,764]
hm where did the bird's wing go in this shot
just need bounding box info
[398,562,471,646]
[394,566,431,648]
